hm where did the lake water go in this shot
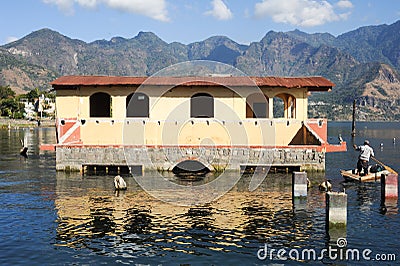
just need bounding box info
[0,122,399,265]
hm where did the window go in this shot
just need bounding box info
[90,92,111,117]
[273,93,296,119]
[273,97,285,118]
[190,93,214,118]
[253,103,267,118]
[246,93,269,118]
[126,92,149,117]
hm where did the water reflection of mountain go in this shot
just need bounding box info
[54,172,328,256]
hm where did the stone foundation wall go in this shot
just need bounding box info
[56,146,325,173]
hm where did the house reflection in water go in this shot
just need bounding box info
[54,172,327,254]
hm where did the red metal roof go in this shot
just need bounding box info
[51,75,334,91]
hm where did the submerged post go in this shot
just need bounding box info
[351,99,356,137]
[381,173,398,198]
[326,192,347,241]
[292,171,308,211]
[380,173,398,215]
[292,171,308,198]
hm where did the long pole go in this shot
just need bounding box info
[371,157,397,174]
[351,99,356,137]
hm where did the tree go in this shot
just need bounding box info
[0,86,15,99]
[0,98,18,117]
[0,86,24,118]
[25,87,40,101]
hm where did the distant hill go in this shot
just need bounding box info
[1,20,400,121]
[0,47,57,94]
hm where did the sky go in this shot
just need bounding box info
[1,0,399,45]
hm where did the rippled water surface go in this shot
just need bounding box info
[0,122,399,265]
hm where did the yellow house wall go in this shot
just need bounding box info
[147,86,246,121]
[80,121,123,145]
[55,89,80,118]
[56,85,309,146]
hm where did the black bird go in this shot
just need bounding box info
[19,136,28,158]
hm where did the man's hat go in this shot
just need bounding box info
[364,140,370,145]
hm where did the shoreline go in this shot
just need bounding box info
[0,118,55,129]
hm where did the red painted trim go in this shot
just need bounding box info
[57,117,82,144]
[54,143,335,152]
[325,141,347,152]
[40,144,56,151]
[305,119,327,143]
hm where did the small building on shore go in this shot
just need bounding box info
[45,75,346,174]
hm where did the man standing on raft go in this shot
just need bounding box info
[353,140,375,176]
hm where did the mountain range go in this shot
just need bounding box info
[1,20,400,121]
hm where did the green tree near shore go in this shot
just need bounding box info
[0,86,15,99]
[0,86,24,118]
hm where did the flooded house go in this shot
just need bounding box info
[45,75,346,174]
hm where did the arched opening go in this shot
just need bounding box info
[90,92,111,117]
[273,96,285,118]
[126,92,149,117]
[246,93,269,118]
[273,93,296,119]
[172,160,210,175]
[190,93,214,118]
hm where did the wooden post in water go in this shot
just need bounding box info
[351,99,356,137]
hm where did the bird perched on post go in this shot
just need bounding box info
[114,175,127,190]
[319,179,332,192]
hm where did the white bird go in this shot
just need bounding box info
[114,175,127,190]
[338,134,343,143]
[319,180,332,192]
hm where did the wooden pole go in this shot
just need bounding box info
[371,157,397,174]
[351,99,356,137]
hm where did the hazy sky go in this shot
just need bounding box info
[1,0,399,45]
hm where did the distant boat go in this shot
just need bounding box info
[340,165,389,182]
